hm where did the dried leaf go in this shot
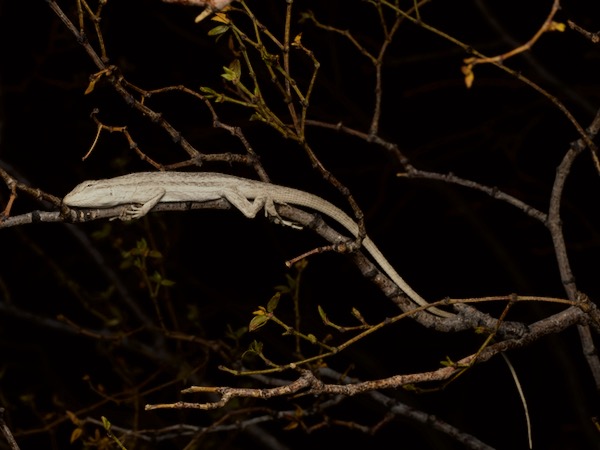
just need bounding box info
[461,63,475,89]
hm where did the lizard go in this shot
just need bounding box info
[63,171,453,318]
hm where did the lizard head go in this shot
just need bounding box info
[63,179,123,207]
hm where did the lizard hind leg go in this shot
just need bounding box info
[263,197,302,229]
[222,190,266,219]
[222,191,301,229]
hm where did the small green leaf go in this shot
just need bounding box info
[249,314,270,332]
[221,60,241,83]
[65,410,81,426]
[225,324,248,340]
[101,416,111,430]
[248,340,263,354]
[284,274,297,289]
[136,238,149,251]
[105,317,121,327]
[199,86,218,96]
[149,271,175,287]
[222,69,235,81]
[274,284,291,294]
[250,112,266,122]
[208,25,230,36]
[70,427,83,444]
[267,292,281,312]
[148,250,163,259]
[318,305,328,323]
[440,356,456,367]
[351,307,366,323]
[91,223,112,239]
[230,59,241,79]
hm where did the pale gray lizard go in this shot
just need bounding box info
[64,171,452,318]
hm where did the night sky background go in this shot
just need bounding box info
[1,1,600,449]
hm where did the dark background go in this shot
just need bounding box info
[1,1,600,449]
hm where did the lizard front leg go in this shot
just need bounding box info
[120,189,166,221]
